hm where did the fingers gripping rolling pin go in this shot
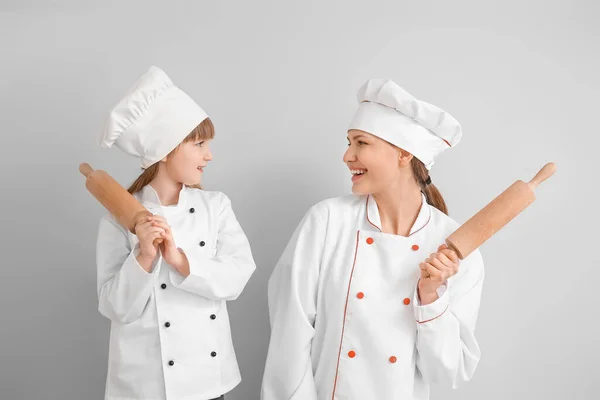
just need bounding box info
[79,163,163,244]
[445,162,556,259]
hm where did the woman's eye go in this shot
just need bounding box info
[358,141,366,146]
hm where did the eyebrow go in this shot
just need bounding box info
[347,134,368,141]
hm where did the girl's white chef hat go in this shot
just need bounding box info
[99,66,208,168]
[348,78,462,170]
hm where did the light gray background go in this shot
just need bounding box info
[1,1,598,399]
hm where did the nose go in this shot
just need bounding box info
[343,145,356,164]
[205,144,213,161]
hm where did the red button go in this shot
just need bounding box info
[366,237,374,245]
[389,356,397,363]
[348,351,356,358]
[357,292,364,299]
[403,298,411,305]
[411,244,419,251]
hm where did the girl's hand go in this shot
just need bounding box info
[148,216,190,277]
[417,244,459,305]
[134,216,166,263]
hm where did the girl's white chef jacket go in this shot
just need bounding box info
[96,184,256,400]
[262,192,484,400]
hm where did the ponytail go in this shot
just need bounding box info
[410,157,448,215]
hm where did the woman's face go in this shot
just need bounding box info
[166,138,213,185]
[343,129,411,195]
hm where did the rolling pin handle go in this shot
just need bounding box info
[79,163,94,177]
[528,162,556,190]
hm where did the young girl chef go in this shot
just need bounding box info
[96,66,256,400]
[261,79,485,400]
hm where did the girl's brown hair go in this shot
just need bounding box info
[411,157,448,215]
[127,118,215,194]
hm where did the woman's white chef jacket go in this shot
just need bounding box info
[96,184,256,400]
[262,192,484,400]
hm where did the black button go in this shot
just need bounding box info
[165,322,171,328]
[161,283,167,289]
[199,241,206,247]
[189,207,195,213]
[168,360,174,366]
[211,351,217,357]
[210,314,216,320]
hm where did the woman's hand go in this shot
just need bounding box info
[417,244,459,305]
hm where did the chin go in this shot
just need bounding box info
[181,177,201,186]
[351,183,371,196]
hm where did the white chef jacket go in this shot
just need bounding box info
[261,192,484,400]
[96,184,256,400]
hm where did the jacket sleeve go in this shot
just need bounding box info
[170,193,256,301]
[261,205,325,400]
[414,248,485,388]
[96,215,161,324]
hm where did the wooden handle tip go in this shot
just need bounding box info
[79,163,94,177]
[528,162,556,189]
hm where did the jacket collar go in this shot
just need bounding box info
[137,184,190,212]
[365,191,431,236]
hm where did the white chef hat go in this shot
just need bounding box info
[348,78,462,170]
[99,66,209,168]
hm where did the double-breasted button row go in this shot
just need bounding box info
[353,237,417,365]
[355,291,410,306]
[346,350,398,364]
[365,237,419,251]
[168,350,217,367]
[188,206,206,247]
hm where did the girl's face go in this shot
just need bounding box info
[343,129,412,195]
[165,138,213,185]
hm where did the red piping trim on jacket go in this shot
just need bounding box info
[416,305,449,324]
[365,196,382,232]
[409,211,431,237]
[331,230,361,399]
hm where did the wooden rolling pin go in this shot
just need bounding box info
[79,163,162,243]
[445,162,556,259]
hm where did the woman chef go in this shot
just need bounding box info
[261,79,485,400]
[96,66,256,400]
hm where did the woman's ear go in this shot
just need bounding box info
[398,148,414,167]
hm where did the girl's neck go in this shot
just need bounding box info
[372,176,423,237]
[149,164,183,206]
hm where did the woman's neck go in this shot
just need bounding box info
[372,177,423,237]
[149,164,183,206]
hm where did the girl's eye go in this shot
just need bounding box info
[196,141,204,147]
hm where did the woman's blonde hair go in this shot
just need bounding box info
[127,118,215,194]
[411,157,448,215]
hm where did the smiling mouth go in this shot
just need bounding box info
[350,169,367,182]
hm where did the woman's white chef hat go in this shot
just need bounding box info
[99,66,209,168]
[348,78,462,170]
